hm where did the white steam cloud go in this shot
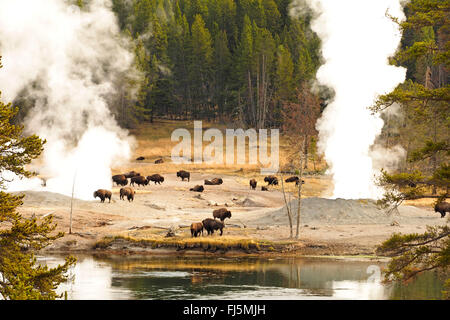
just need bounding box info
[0,0,136,200]
[292,0,407,199]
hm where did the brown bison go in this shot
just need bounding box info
[147,174,164,185]
[202,218,224,236]
[112,174,128,186]
[190,185,204,192]
[136,156,145,161]
[120,187,135,202]
[249,179,257,190]
[124,171,141,179]
[434,202,450,218]
[154,158,164,164]
[213,208,232,222]
[285,176,305,186]
[204,178,223,185]
[93,189,112,203]
[190,222,204,237]
[130,175,148,187]
[264,175,278,186]
[177,170,190,181]
[261,186,268,191]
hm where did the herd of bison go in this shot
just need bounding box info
[92,170,310,238]
[93,169,449,238]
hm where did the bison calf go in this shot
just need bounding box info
[202,218,224,236]
[190,185,204,192]
[190,222,204,237]
[434,202,450,218]
[264,175,278,186]
[120,187,135,202]
[249,179,257,190]
[213,208,232,222]
[177,170,190,181]
[147,174,164,185]
[93,189,112,203]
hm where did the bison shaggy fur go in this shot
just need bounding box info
[213,208,232,221]
[190,185,204,192]
[177,170,190,181]
[204,178,223,185]
[124,171,141,179]
[112,174,128,186]
[190,222,204,237]
[264,175,278,186]
[249,179,257,190]
[202,218,224,236]
[93,189,112,203]
[285,176,305,186]
[130,175,148,187]
[147,174,164,185]
[434,202,450,218]
[120,187,135,202]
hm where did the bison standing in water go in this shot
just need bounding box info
[249,179,257,190]
[93,189,112,203]
[202,218,224,236]
[213,208,232,222]
[120,187,135,202]
[204,178,223,185]
[434,202,450,218]
[177,170,190,181]
[147,174,164,185]
[112,174,128,186]
[190,222,204,237]
[264,175,278,186]
[130,175,148,187]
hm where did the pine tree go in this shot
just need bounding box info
[0,57,76,300]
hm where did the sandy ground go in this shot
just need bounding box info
[14,173,449,255]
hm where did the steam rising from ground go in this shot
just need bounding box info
[292,0,407,199]
[0,0,135,199]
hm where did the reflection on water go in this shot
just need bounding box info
[37,255,445,300]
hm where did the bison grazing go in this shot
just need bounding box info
[190,222,204,237]
[261,186,268,191]
[213,208,232,222]
[204,178,223,185]
[249,179,257,190]
[112,174,128,186]
[285,176,305,186]
[190,185,204,192]
[154,158,164,164]
[93,189,112,203]
[120,187,135,202]
[264,175,278,186]
[202,218,224,236]
[123,171,141,179]
[177,170,190,181]
[130,175,148,187]
[147,174,164,185]
[136,156,145,161]
[434,202,450,218]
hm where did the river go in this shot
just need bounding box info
[37,254,445,300]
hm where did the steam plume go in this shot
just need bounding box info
[0,0,135,199]
[292,0,407,199]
